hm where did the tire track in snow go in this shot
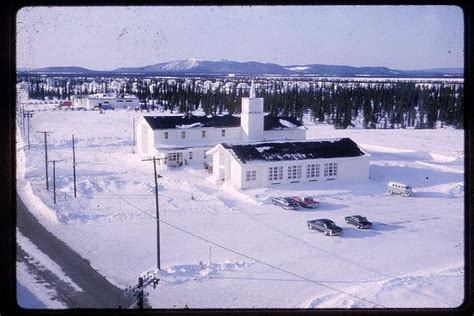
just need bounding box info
[202,187,452,307]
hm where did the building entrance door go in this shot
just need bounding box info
[168,152,183,166]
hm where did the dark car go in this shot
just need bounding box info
[271,197,299,210]
[307,218,343,236]
[344,215,373,229]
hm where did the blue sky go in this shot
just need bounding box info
[16,5,464,70]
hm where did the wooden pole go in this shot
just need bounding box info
[52,160,56,204]
[72,134,77,198]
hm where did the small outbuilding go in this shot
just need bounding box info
[207,138,370,189]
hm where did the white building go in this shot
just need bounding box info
[72,93,139,110]
[207,138,370,189]
[135,83,306,166]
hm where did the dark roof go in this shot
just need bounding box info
[143,114,304,130]
[222,138,365,164]
[144,114,240,130]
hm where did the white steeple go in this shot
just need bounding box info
[241,80,263,141]
[249,80,256,98]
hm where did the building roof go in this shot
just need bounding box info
[143,114,304,130]
[221,138,365,164]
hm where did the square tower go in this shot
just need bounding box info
[241,82,264,141]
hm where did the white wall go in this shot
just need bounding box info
[153,127,243,148]
[234,155,370,189]
[135,118,155,156]
[241,97,264,141]
[73,96,139,110]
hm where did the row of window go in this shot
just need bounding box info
[245,163,338,183]
[164,129,227,140]
[168,151,208,160]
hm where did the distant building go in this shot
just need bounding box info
[207,138,370,189]
[135,82,306,166]
[71,93,139,110]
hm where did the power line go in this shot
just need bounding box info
[92,178,387,308]
[72,168,451,308]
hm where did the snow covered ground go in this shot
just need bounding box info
[16,104,464,309]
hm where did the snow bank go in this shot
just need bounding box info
[175,122,203,129]
[160,260,255,285]
[308,262,464,308]
[16,126,58,222]
[279,119,297,128]
[17,182,59,222]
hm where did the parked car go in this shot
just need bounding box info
[344,215,373,229]
[289,196,319,208]
[100,104,114,110]
[388,181,413,197]
[271,197,299,210]
[307,219,343,236]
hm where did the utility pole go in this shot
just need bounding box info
[25,111,34,150]
[142,156,166,270]
[137,277,144,309]
[49,160,59,204]
[37,131,53,190]
[72,134,77,198]
[125,271,159,309]
[21,103,26,135]
[132,118,135,154]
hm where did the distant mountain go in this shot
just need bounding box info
[24,60,464,77]
[114,59,464,77]
[28,66,97,73]
[115,58,289,74]
[284,64,403,76]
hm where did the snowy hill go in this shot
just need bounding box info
[284,64,403,76]
[25,60,463,77]
[114,59,289,74]
[29,66,97,74]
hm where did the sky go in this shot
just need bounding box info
[16,5,464,71]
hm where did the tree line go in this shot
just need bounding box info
[19,76,463,129]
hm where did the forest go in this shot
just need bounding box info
[19,76,464,129]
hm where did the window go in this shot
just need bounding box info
[189,152,193,159]
[287,165,302,180]
[164,132,168,139]
[126,100,133,102]
[221,129,226,137]
[324,163,338,177]
[268,166,283,181]
[181,131,186,139]
[306,164,320,178]
[246,170,257,181]
[202,130,206,138]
